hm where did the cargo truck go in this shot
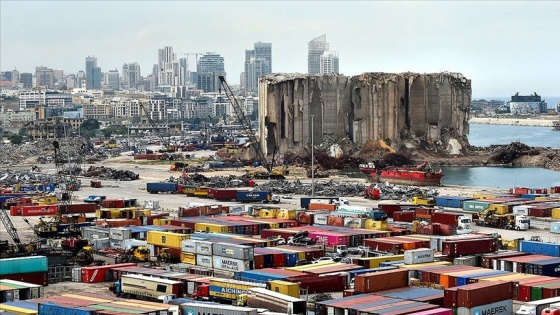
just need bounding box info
[236,191,279,204]
[146,182,178,194]
[516,296,560,315]
[238,287,306,314]
[191,278,267,304]
[111,274,183,303]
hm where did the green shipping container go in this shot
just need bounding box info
[0,256,48,276]
[531,281,560,301]
[462,200,491,212]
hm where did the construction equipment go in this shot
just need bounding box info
[475,209,530,230]
[157,248,179,264]
[117,246,151,263]
[500,238,524,250]
[138,101,172,152]
[218,75,288,179]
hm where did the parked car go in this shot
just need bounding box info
[312,257,334,264]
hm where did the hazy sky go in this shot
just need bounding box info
[1,1,559,97]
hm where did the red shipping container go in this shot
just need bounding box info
[1,272,48,286]
[95,218,141,227]
[543,285,560,299]
[297,212,314,225]
[528,206,552,217]
[59,203,99,214]
[431,212,462,226]
[10,205,58,216]
[286,274,346,293]
[456,281,514,308]
[442,238,498,257]
[354,269,408,293]
[393,211,415,222]
[212,189,238,201]
[363,238,403,254]
[81,263,136,283]
[327,216,344,226]
[443,287,459,307]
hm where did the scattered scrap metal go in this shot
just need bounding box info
[82,166,139,181]
[0,170,58,186]
[169,173,249,188]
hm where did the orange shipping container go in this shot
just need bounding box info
[308,203,336,211]
[354,269,408,293]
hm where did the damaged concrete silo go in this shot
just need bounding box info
[258,72,471,156]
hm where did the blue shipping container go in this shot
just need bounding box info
[435,196,472,208]
[525,258,560,277]
[375,287,443,300]
[519,240,560,257]
[455,270,508,286]
[236,191,270,202]
[146,182,178,193]
[39,303,95,315]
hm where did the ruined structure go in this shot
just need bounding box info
[258,72,471,156]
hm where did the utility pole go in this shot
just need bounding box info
[311,115,315,197]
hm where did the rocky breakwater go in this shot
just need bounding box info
[469,117,557,127]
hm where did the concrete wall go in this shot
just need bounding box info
[258,72,471,156]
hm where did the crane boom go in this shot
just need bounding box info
[0,207,25,252]
[218,75,270,172]
[138,101,169,151]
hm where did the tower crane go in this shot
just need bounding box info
[181,53,203,71]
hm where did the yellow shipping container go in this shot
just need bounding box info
[195,223,228,233]
[208,279,267,301]
[477,273,529,282]
[356,255,405,268]
[365,219,389,231]
[488,203,510,215]
[0,304,37,315]
[131,209,151,219]
[153,218,173,226]
[259,209,277,219]
[472,193,497,199]
[276,209,296,220]
[552,208,560,219]
[38,196,58,205]
[146,231,189,248]
[268,280,300,298]
[180,252,196,265]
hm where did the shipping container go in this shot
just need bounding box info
[212,256,252,272]
[196,255,213,268]
[404,248,435,265]
[81,263,136,283]
[0,257,48,276]
[180,302,257,315]
[551,222,560,234]
[9,205,58,216]
[268,280,300,298]
[442,238,498,257]
[247,287,306,314]
[519,241,560,257]
[462,200,492,212]
[212,243,254,260]
[456,299,512,315]
[146,182,178,194]
[435,196,472,208]
[354,269,408,293]
[456,281,514,308]
[146,231,189,249]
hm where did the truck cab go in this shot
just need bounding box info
[191,284,209,300]
[457,215,472,230]
[515,215,530,230]
[157,294,177,304]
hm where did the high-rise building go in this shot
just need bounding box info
[85,56,101,89]
[122,62,141,89]
[244,42,272,91]
[107,69,120,90]
[157,46,182,86]
[197,52,225,92]
[308,34,328,74]
[10,70,18,85]
[320,51,339,74]
[35,66,55,89]
[20,73,33,88]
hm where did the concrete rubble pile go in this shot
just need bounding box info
[0,170,58,186]
[82,166,139,181]
[371,182,440,200]
[0,139,126,166]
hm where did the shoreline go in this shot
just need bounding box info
[469,117,558,127]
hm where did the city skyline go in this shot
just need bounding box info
[1,1,559,97]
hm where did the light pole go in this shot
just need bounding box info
[311,115,315,197]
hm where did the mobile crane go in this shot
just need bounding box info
[218,75,288,179]
[138,101,172,152]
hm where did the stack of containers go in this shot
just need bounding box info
[0,257,48,286]
[108,227,132,248]
[211,242,254,272]
[443,281,513,315]
[147,231,189,260]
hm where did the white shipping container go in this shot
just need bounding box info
[72,267,82,282]
[457,299,512,315]
[453,256,478,266]
[144,200,160,210]
[90,238,110,250]
[110,240,124,249]
[212,243,254,260]
[551,221,560,234]
[196,254,213,268]
[212,256,251,272]
[196,241,213,256]
[314,214,328,225]
[180,302,258,315]
[512,205,531,216]
[81,227,110,240]
[109,227,132,241]
[404,248,434,265]
[182,239,197,253]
